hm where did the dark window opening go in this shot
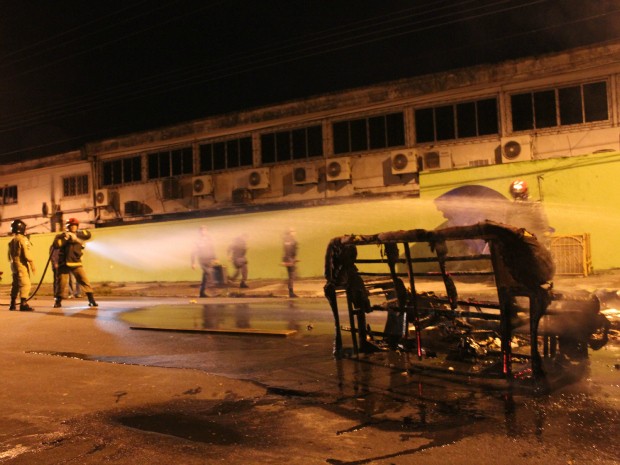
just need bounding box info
[63,174,89,197]
[261,125,323,163]
[332,112,404,154]
[0,185,18,204]
[415,98,498,143]
[199,137,253,172]
[511,80,608,131]
[102,155,142,187]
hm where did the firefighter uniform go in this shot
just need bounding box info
[51,218,98,308]
[8,221,36,311]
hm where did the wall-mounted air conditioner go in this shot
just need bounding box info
[192,175,214,196]
[161,177,182,200]
[500,136,532,163]
[247,168,270,189]
[95,189,110,206]
[390,150,417,175]
[420,151,452,171]
[293,165,318,185]
[326,158,351,182]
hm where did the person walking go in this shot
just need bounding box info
[7,219,36,311]
[282,228,299,298]
[191,226,217,297]
[228,233,249,288]
[51,218,98,308]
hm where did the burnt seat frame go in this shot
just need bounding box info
[324,221,555,380]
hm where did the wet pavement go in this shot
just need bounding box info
[0,277,618,464]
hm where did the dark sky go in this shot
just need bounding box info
[1,0,619,163]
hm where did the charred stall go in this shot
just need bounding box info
[324,221,610,382]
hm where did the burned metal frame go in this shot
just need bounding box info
[324,221,557,380]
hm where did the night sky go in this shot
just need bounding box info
[1,0,619,163]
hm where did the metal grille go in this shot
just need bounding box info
[550,234,592,276]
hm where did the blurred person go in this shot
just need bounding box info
[228,233,249,288]
[7,219,36,311]
[68,270,83,298]
[282,228,299,298]
[507,179,553,248]
[191,225,217,297]
[51,218,98,308]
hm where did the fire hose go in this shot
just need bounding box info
[1,248,53,305]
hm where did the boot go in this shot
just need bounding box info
[240,281,249,289]
[9,298,16,311]
[87,293,98,307]
[288,288,298,298]
[53,297,62,308]
[20,299,34,312]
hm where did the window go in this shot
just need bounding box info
[102,155,142,186]
[0,185,17,205]
[63,174,89,197]
[148,146,193,180]
[511,81,608,131]
[199,137,252,172]
[415,98,498,143]
[261,125,323,164]
[333,112,404,154]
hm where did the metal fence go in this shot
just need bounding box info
[550,234,592,276]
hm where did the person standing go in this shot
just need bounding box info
[191,226,217,297]
[282,228,298,298]
[7,219,36,311]
[507,179,553,248]
[51,218,98,308]
[228,233,249,288]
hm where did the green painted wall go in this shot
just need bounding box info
[1,151,618,284]
[420,151,620,270]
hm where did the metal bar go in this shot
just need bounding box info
[403,242,423,359]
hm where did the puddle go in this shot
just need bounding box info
[118,412,244,444]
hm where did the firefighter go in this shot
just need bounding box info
[507,179,553,247]
[51,218,98,308]
[7,219,36,311]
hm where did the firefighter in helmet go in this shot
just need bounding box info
[50,218,98,308]
[507,179,553,247]
[509,179,529,200]
[7,219,36,311]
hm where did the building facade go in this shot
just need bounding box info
[1,40,619,234]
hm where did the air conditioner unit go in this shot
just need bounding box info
[247,168,270,189]
[95,189,110,206]
[161,178,182,200]
[501,136,532,163]
[293,165,318,185]
[326,158,351,182]
[420,151,452,171]
[390,150,417,175]
[192,175,214,196]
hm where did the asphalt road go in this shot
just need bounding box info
[0,290,618,464]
